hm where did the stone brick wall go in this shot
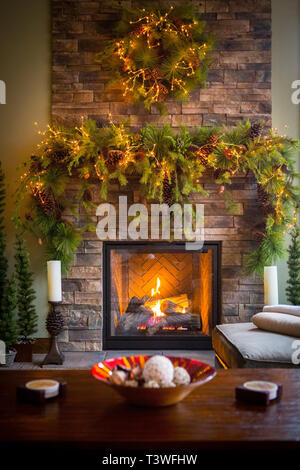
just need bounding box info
[52,0,271,129]
[51,0,270,350]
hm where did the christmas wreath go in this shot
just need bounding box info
[16,119,300,276]
[98,1,214,112]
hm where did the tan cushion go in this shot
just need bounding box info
[253,312,300,337]
[263,305,300,317]
[213,323,299,367]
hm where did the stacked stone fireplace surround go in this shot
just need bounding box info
[52,0,271,351]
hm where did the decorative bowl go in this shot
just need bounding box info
[91,355,216,407]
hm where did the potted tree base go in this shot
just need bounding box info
[4,349,17,367]
[0,276,19,368]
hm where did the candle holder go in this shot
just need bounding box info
[42,301,65,367]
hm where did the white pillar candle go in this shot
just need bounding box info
[264,266,278,306]
[47,260,62,302]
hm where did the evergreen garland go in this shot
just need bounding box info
[0,275,19,351]
[286,225,300,305]
[14,232,38,343]
[98,1,214,112]
[16,119,300,276]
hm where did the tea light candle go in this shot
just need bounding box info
[244,381,278,400]
[26,379,60,399]
[264,266,278,306]
[47,260,62,302]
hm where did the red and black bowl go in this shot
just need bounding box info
[92,355,216,407]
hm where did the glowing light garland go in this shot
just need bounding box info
[15,119,300,275]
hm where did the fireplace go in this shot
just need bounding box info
[103,242,221,349]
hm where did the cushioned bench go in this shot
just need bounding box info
[212,323,300,368]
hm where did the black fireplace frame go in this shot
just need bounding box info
[102,241,221,350]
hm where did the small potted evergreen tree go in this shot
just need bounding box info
[286,224,300,305]
[0,161,19,366]
[14,232,38,361]
[0,275,19,366]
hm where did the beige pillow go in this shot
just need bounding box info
[253,312,300,337]
[263,305,300,317]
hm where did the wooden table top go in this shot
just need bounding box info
[0,368,299,450]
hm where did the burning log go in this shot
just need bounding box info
[116,295,153,334]
[116,308,153,335]
[115,293,201,335]
[146,313,201,335]
[146,294,189,312]
[125,295,150,313]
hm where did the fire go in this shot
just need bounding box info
[150,277,164,321]
[137,276,189,331]
[151,277,161,297]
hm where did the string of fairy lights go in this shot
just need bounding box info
[15,117,299,274]
[18,119,299,237]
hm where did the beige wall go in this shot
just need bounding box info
[0,0,50,335]
[272,0,300,303]
[0,1,299,338]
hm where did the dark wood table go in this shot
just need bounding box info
[0,369,299,453]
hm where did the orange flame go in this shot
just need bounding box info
[151,277,161,297]
[151,277,164,320]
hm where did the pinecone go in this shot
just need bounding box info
[157,83,168,101]
[105,149,125,169]
[214,168,225,181]
[35,189,57,217]
[205,135,219,153]
[29,155,43,173]
[257,184,274,216]
[47,148,69,164]
[248,122,263,141]
[252,223,266,243]
[83,188,92,202]
[187,144,200,155]
[151,68,162,80]
[134,150,146,161]
[46,308,64,336]
[197,150,209,166]
[196,135,219,165]
[162,171,176,206]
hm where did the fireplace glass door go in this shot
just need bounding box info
[103,242,220,349]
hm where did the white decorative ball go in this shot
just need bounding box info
[142,355,174,386]
[173,366,191,386]
[160,381,176,388]
[124,379,138,387]
[110,370,127,385]
[144,380,160,388]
